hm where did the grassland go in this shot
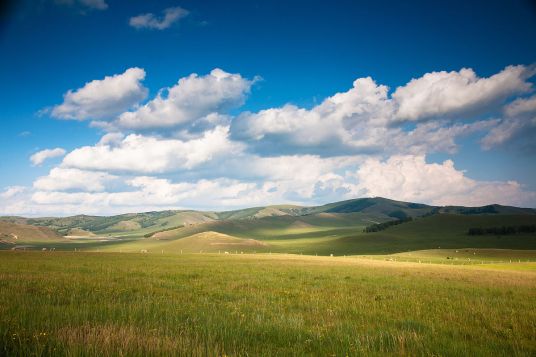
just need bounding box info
[59,214,535,258]
[1,199,536,355]
[2,213,536,261]
[0,251,535,356]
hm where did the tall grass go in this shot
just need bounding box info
[1,252,535,356]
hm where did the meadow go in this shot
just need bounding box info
[1,251,535,356]
[2,199,536,355]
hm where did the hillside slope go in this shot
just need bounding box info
[1,197,534,244]
[157,231,269,253]
[328,214,536,255]
[0,221,64,246]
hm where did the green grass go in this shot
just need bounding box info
[2,209,536,355]
[0,251,535,356]
[324,214,536,255]
[357,248,536,267]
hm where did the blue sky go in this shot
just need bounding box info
[0,0,535,215]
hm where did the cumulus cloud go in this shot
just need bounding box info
[3,152,533,216]
[22,155,359,215]
[504,95,536,117]
[480,119,525,150]
[391,120,497,154]
[393,65,535,121]
[231,76,494,155]
[0,186,26,199]
[51,68,147,120]
[116,69,255,130]
[62,126,243,173]
[6,64,536,216]
[30,148,66,166]
[480,95,536,151]
[354,155,535,207]
[232,77,393,154]
[33,168,118,192]
[25,177,276,215]
[129,7,189,30]
[222,154,363,201]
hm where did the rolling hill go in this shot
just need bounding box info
[1,197,535,255]
[155,231,269,253]
[0,221,64,247]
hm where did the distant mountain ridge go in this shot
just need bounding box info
[1,197,535,237]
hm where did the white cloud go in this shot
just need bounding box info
[2,151,535,216]
[231,76,493,155]
[232,77,394,153]
[479,95,536,150]
[51,68,147,120]
[97,132,125,146]
[241,155,362,199]
[354,155,535,207]
[33,168,117,192]
[26,177,274,215]
[129,7,189,30]
[3,152,364,215]
[391,120,497,154]
[62,126,243,173]
[56,0,108,10]
[116,69,255,130]
[480,119,524,150]
[30,148,66,166]
[504,95,536,117]
[393,65,535,121]
[5,64,536,216]
[80,0,107,10]
[0,186,26,199]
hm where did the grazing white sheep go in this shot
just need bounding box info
[224,251,229,254]
[42,248,47,251]
[140,249,148,253]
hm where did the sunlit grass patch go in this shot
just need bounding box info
[1,251,535,355]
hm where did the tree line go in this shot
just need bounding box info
[467,225,536,236]
[363,217,413,233]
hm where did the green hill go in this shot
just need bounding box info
[156,231,269,253]
[299,197,433,218]
[2,197,535,256]
[0,197,443,238]
[325,214,536,255]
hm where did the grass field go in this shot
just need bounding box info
[73,214,536,257]
[2,201,536,355]
[3,214,536,259]
[1,251,535,356]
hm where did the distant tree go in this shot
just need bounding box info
[467,225,536,236]
[364,217,413,233]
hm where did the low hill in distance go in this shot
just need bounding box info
[0,221,64,247]
[6,196,533,238]
[1,197,535,256]
[155,231,268,253]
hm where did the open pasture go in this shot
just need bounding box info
[1,251,535,356]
